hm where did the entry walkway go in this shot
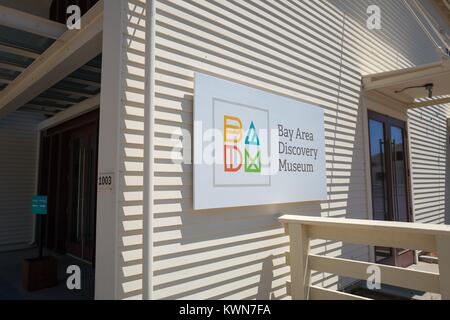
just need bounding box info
[0,248,94,300]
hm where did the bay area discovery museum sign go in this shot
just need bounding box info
[193,73,327,210]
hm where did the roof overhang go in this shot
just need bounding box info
[363,59,450,108]
[0,4,66,39]
[0,1,103,119]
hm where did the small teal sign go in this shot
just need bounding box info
[32,196,48,215]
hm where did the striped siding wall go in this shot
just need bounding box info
[447,118,450,226]
[409,105,448,224]
[117,0,147,300]
[148,0,447,299]
[0,111,44,249]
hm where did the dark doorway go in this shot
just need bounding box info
[38,110,99,264]
[368,110,415,268]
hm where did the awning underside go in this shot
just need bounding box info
[0,3,102,118]
[363,60,450,108]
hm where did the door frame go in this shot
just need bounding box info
[37,110,99,264]
[362,96,416,266]
[65,120,98,263]
[367,110,413,222]
[366,109,415,267]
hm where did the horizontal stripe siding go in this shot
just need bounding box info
[409,105,448,225]
[117,0,147,300]
[149,0,446,299]
[0,111,44,248]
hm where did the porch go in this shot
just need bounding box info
[281,215,450,300]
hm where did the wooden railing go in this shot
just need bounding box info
[280,215,450,300]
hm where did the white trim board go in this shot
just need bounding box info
[0,5,66,39]
[38,94,100,131]
[0,1,104,120]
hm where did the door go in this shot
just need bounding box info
[368,111,415,267]
[65,122,98,263]
[38,110,99,264]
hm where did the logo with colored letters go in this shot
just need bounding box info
[224,116,261,174]
[213,99,270,187]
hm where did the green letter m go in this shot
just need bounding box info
[245,149,261,173]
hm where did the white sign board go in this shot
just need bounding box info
[194,73,327,210]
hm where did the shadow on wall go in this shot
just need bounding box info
[150,0,447,300]
[152,60,365,299]
[116,0,148,300]
[446,120,450,225]
[256,255,276,300]
[409,105,449,225]
[152,83,368,298]
[331,0,442,68]
[149,0,376,299]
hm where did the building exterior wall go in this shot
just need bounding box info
[0,111,44,250]
[447,118,450,225]
[96,0,450,300]
[409,105,448,225]
[95,0,148,300]
[149,0,448,300]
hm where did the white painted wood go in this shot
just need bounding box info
[0,0,53,19]
[308,254,440,293]
[311,225,437,252]
[282,216,450,299]
[143,0,156,301]
[280,215,450,236]
[95,0,123,300]
[0,44,39,59]
[0,4,66,39]
[148,0,449,300]
[0,62,24,73]
[287,224,310,300]
[411,97,450,108]
[409,103,448,225]
[286,281,291,296]
[0,1,104,119]
[309,286,371,300]
[96,0,148,300]
[436,235,450,300]
[363,60,450,100]
[38,95,100,131]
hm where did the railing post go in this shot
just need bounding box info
[288,224,310,300]
[436,235,450,300]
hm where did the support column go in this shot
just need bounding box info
[288,224,311,300]
[95,0,149,300]
[436,235,450,300]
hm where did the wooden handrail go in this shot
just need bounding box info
[279,215,450,236]
[280,215,450,300]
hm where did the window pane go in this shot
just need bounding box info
[391,126,409,222]
[369,119,389,221]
